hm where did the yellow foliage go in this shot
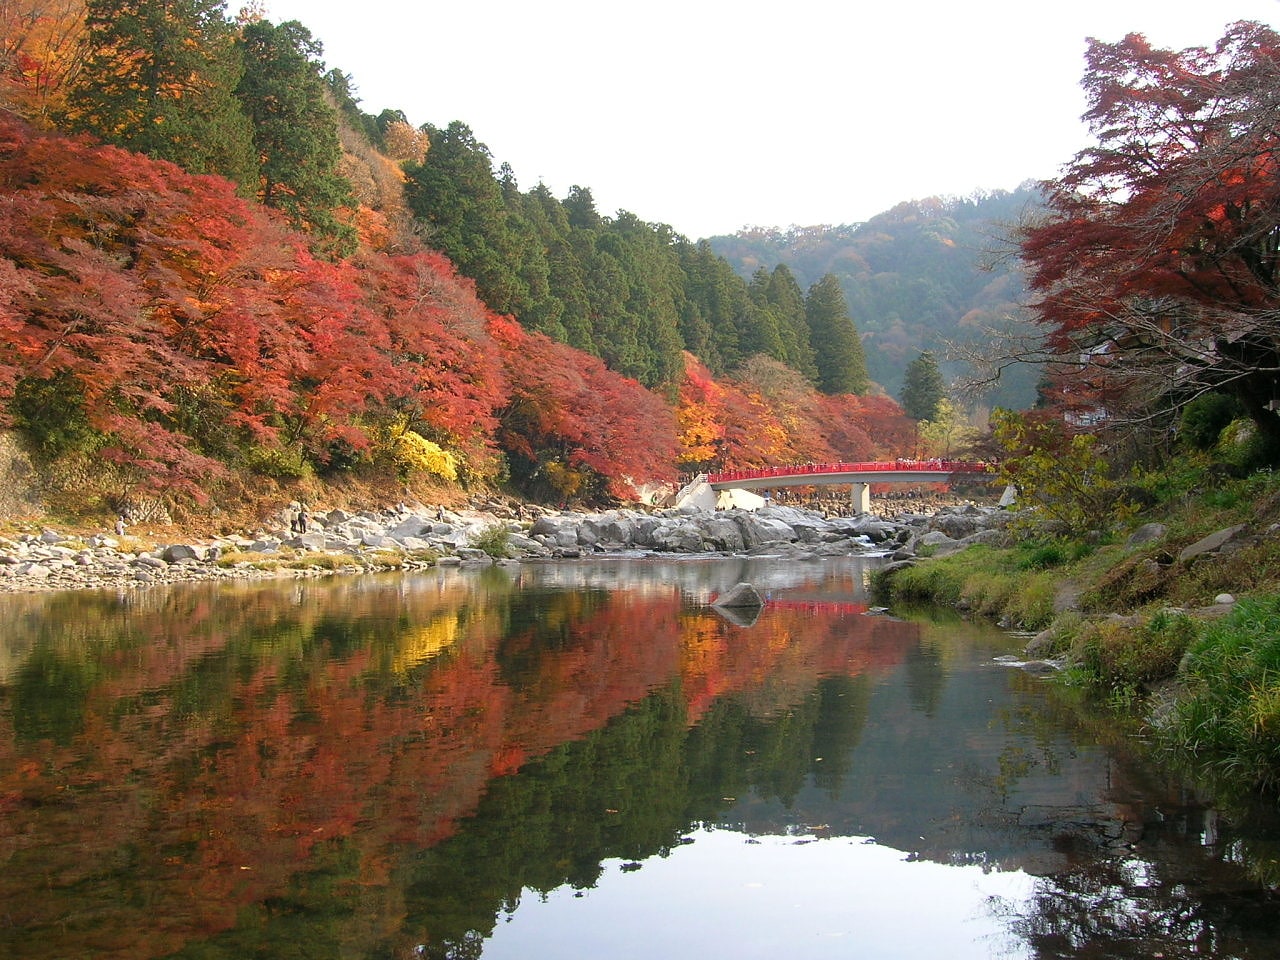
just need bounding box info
[392,616,459,673]
[389,422,458,480]
[543,460,583,498]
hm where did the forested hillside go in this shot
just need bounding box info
[400,120,869,394]
[708,189,1043,409]
[0,0,925,515]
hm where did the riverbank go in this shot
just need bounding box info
[0,496,1004,594]
[873,464,1280,792]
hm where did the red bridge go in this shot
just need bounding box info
[707,459,989,487]
[677,460,992,511]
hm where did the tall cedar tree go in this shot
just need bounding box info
[766,264,818,381]
[61,0,257,189]
[1019,21,1280,452]
[805,274,868,395]
[899,351,945,420]
[236,19,356,257]
[745,267,790,363]
[405,121,531,318]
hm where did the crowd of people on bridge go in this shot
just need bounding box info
[706,459,989,483]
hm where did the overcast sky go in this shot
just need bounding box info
[263,0,1280,240]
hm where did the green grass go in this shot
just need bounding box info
[878,542,1068,631]
[1069,609,1198,701]
[1161,595,1280,789]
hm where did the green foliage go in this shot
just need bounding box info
[10,374,103,460]
[467,522,511,558]
[406,133,877,397]
[707,191,1041,407]
[991,409,1137,537]
[879,541,1071,631]
[805,274,869,395]
[752,264,817,380]
[10,644,100,745]
[917,398,978,459]
[407,132,690,389]
[1216,420,1280,473]
[1018,541,1069,571]
[1164,596,1280,788]
[1179,393,1244,451]
[235,19,356,256]
[63,0,257,188]
[245,444,312,480]
[899,351,945,420]
[406,122,532,316]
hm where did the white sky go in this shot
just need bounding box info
[263,0,1280,240]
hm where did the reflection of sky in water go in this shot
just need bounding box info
[483,828,1036,959]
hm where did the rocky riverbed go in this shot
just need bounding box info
[0,499,1010,594]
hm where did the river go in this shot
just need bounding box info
[0,556,1277,959]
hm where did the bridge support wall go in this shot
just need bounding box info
[850,482,871,513]
[716,488,767,510]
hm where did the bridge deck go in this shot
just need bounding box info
[706,460,990,490]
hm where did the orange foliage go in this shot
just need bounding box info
[678,353,916,471]
[489,315,679,497]
[0,0,87,124]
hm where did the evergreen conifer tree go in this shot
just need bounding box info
[236,20,356,256]
[805,274,868,395]
[899,350,946,420]
[63,0,257,188]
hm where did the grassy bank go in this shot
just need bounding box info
[876,464,1280,791]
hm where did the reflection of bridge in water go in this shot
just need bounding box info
[765,599,869,616]
[677,460,992,512]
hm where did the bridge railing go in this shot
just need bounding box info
[706,459,991,484]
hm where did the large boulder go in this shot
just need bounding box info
[696,515,747,552]
[581,514,636,547]
[530,515,581,548]
[915,530,965,556]
[1179,524,1249,563]
[1126,522,1168,548]
[927,511,983,540]
[649,521,707,553]
[830,515,898,543]
[629,515,664,548]
[735,513,798,548]
[387,516,433,541]
[712,582,765,609]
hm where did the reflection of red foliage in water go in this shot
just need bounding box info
[0,578,916,958]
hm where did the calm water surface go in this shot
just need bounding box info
[1,557,1278,959]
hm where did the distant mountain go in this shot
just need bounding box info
[707,187,1044,410]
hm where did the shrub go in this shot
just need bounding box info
[1018,542,1068,571]
[245,444,312,480]
[1179,393,1243,451]
[467,522,511,559]
[990,409,1138,537]
[1073,609,1198,696]
[390,423,459,481]
[11,374,104,459]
